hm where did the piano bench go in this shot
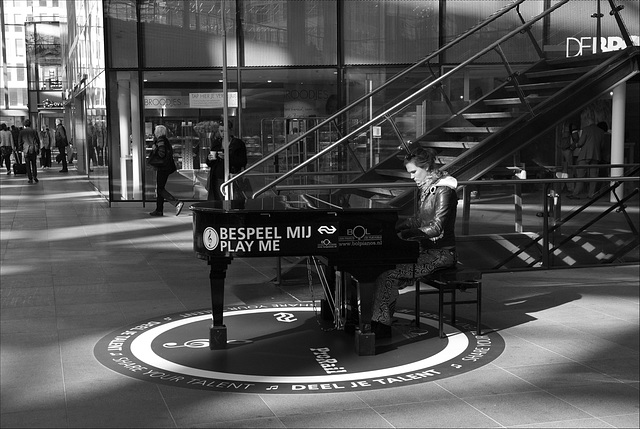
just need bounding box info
[414,265,482,338]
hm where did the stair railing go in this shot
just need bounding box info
[229,0,570,200]
[274,170,640,270]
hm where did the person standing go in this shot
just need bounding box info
[55,119,69,173]
[18,119,41,184]
[0,124,14,175]
[149,125,184,216]
[568,112,605,200]
[87,120,97,170]
[10,125,21,164]
[370,148,459,338]
[40,125,54,169]
[557,121,579,193]
[204,121,224,201]
[205,121,247,202]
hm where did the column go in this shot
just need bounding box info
[117,72,131,200]
[130,76,142,199]
[610,81,626,201]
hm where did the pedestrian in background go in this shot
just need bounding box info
[40,125,54,169]
[557,120,579,193]
[149,125,184,216]
[0,123,14,175]
[18,119,41,184]
[55,119,69,173]
[568,110,605,200]
[10,125,21,164]
[205,121,248,202]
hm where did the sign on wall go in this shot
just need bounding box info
[566,35,639,57]
[144,93,238,109]
[189,92,238,109]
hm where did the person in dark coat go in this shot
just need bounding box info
[55,119,69,173]
[205,121,248,202]
[568,113,605,200]
[18,119,40,183]
[18,119,41,184]
[149,125,184,216]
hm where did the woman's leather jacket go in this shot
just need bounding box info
[397,175,458,250]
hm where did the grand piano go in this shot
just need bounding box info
[191,199,418,355]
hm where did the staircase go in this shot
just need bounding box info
[341,46,639,211]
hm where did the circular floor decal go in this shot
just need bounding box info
[94,303,503,393]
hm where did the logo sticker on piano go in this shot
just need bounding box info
[340,224,383,247]
[94,304,504,394]
[203,227,219,251]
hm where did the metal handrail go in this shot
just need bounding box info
[220,0,531,199]
[235,0,570,199]
[274,173,640,193]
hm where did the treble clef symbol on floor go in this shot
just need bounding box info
[163,339,209,348]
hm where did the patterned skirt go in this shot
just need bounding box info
[371,248,456,325]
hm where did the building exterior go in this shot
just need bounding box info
[3,0,638,205]
[1,1,64,132]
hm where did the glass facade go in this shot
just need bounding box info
[24,21,64,132]
[63,0,107,191]
[242,0,337,66]
[51,0,640,204]
[343,0,438,65]
[1,1,64,127]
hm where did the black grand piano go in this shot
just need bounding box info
[191,199,418,355]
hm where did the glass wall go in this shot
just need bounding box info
[242,0,337,66]
[140,69,240,201]
[140,0,236,68]
[136,67,340,201]
[343,0,438,65]
[104,0,138,68]
[444,0,543,64]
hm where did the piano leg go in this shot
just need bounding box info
[355,279,376,356]
[209,258,232,350]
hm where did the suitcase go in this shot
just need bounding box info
[13,162,26,175]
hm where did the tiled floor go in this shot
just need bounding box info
[1,167,638,428]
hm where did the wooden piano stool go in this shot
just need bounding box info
[414,265,482,338]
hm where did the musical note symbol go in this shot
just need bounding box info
[274,312,297,323]
[266,385,279,391]
[163,339,209,349]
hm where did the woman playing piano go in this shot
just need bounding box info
[371,147,458,338]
